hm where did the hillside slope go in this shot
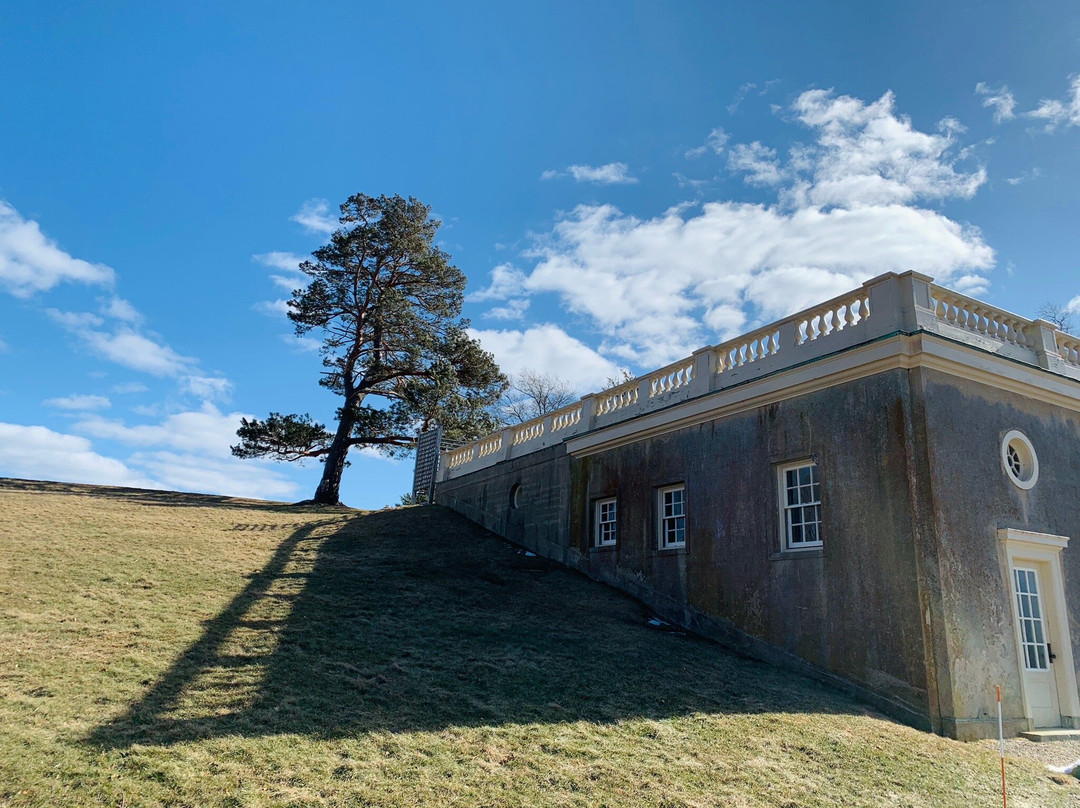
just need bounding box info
[0,478,1075,807]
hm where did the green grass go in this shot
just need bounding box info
[0,477,1075,807]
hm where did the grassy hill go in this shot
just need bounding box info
[0,478,1075,807]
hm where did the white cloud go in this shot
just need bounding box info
[791,89,986,207]
[469,324,624,391]
[728,141,785,185]
[975,82,1017,123]
[125,451,298,500]
[73,402,242,456]
[100,297,143,324]
[66,403,299,499]
[469,263,528,301]
[47,308,195,377]
[1026,75,1080,131]
[254,251,306,271]
[291,199,338,235]
[728,83,756,115]
[484,298,530,321]
[181,375,233,401]
[255,299,291,316]
[685,127,730,158]
[1066,295,1080,316]
[937,116,967,135]
[82,329,193,376]
[44,394,111,411]
[495,89,994,367]
[542,163,638,185]
[111,382,148,394]
[1005,167,1042,186]
[0,422,159,489]
[0,201,115,298]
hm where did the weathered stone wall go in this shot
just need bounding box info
[918,367,1080,739]
[436,444,573,564]
[438,368,939,732]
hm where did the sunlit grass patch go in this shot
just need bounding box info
[0,478,1074,807]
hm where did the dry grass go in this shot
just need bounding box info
[0,477,1075,807]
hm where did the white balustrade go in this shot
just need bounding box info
[795,292,869,346]
[513,420,545,445]
[550,402,583,433]
[445,444,477,470]
[595,380,639,416]
[1058,332,1080,368]
[441,275,1080,480]
[716,327,780,374]
[647,357,695,397]
[476,434,503,458]
[929,286,1034,348]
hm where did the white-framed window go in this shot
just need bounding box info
[657,485,686,549]
[594,498,617,547]
[1001,430,1039,490]
[778,461,822,550]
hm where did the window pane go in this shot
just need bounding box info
[799,466,811,486]
[790,524,803,544]
[787,486,798,506]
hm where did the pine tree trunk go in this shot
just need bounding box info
[312,411,356,505]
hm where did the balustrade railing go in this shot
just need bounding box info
[796,291,869,345]
[717,326,780,374]
[550,401,584,432]
[647,357,695,397]
[929,285,1035,348]
[1058,332,1080,368]
[513,420,544,445]
[595,379,639,417]
[440,274,1079,479]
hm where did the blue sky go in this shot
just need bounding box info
[1,1,1079,507]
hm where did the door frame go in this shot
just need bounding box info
[999,528,1080,729]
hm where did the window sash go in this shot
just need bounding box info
[781,462,822,549]
[658,486,686,549]
[594,499,617,547]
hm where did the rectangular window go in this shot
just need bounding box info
[779,461,822,550]
[594,498,617,547]
[657,485,686,549]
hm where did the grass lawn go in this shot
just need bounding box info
[0,477,1075,807]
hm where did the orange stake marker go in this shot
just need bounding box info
[997,685,1007,808]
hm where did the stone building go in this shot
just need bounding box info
[433,271,1080,740]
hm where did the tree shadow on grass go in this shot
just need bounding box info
[87,507,864,748]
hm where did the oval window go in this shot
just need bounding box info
[509,483,523,509]
[1001,430,1038,490]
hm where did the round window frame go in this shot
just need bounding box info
[1001,430,1039,490]
[509,483,523,510]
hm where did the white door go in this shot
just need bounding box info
[1013,566,1062,728]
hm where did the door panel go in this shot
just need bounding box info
[1013,565,1061,728]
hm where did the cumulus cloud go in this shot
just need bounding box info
[0,201,115,297]
[728,142,785,185]
[469,324,624,391]
[542,163,638,185]
[1026,75,1080,131]
[46,307,195,377]
[67,403,299,499]
[975,82,1017,123]
[0,422,159,489]
[291,199,338,234]
[487,88,994,367]
[44,394,111,411]
[469,263,528,301]
[484,298,530,321]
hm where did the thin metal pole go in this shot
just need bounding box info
[997,685,1007,808]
